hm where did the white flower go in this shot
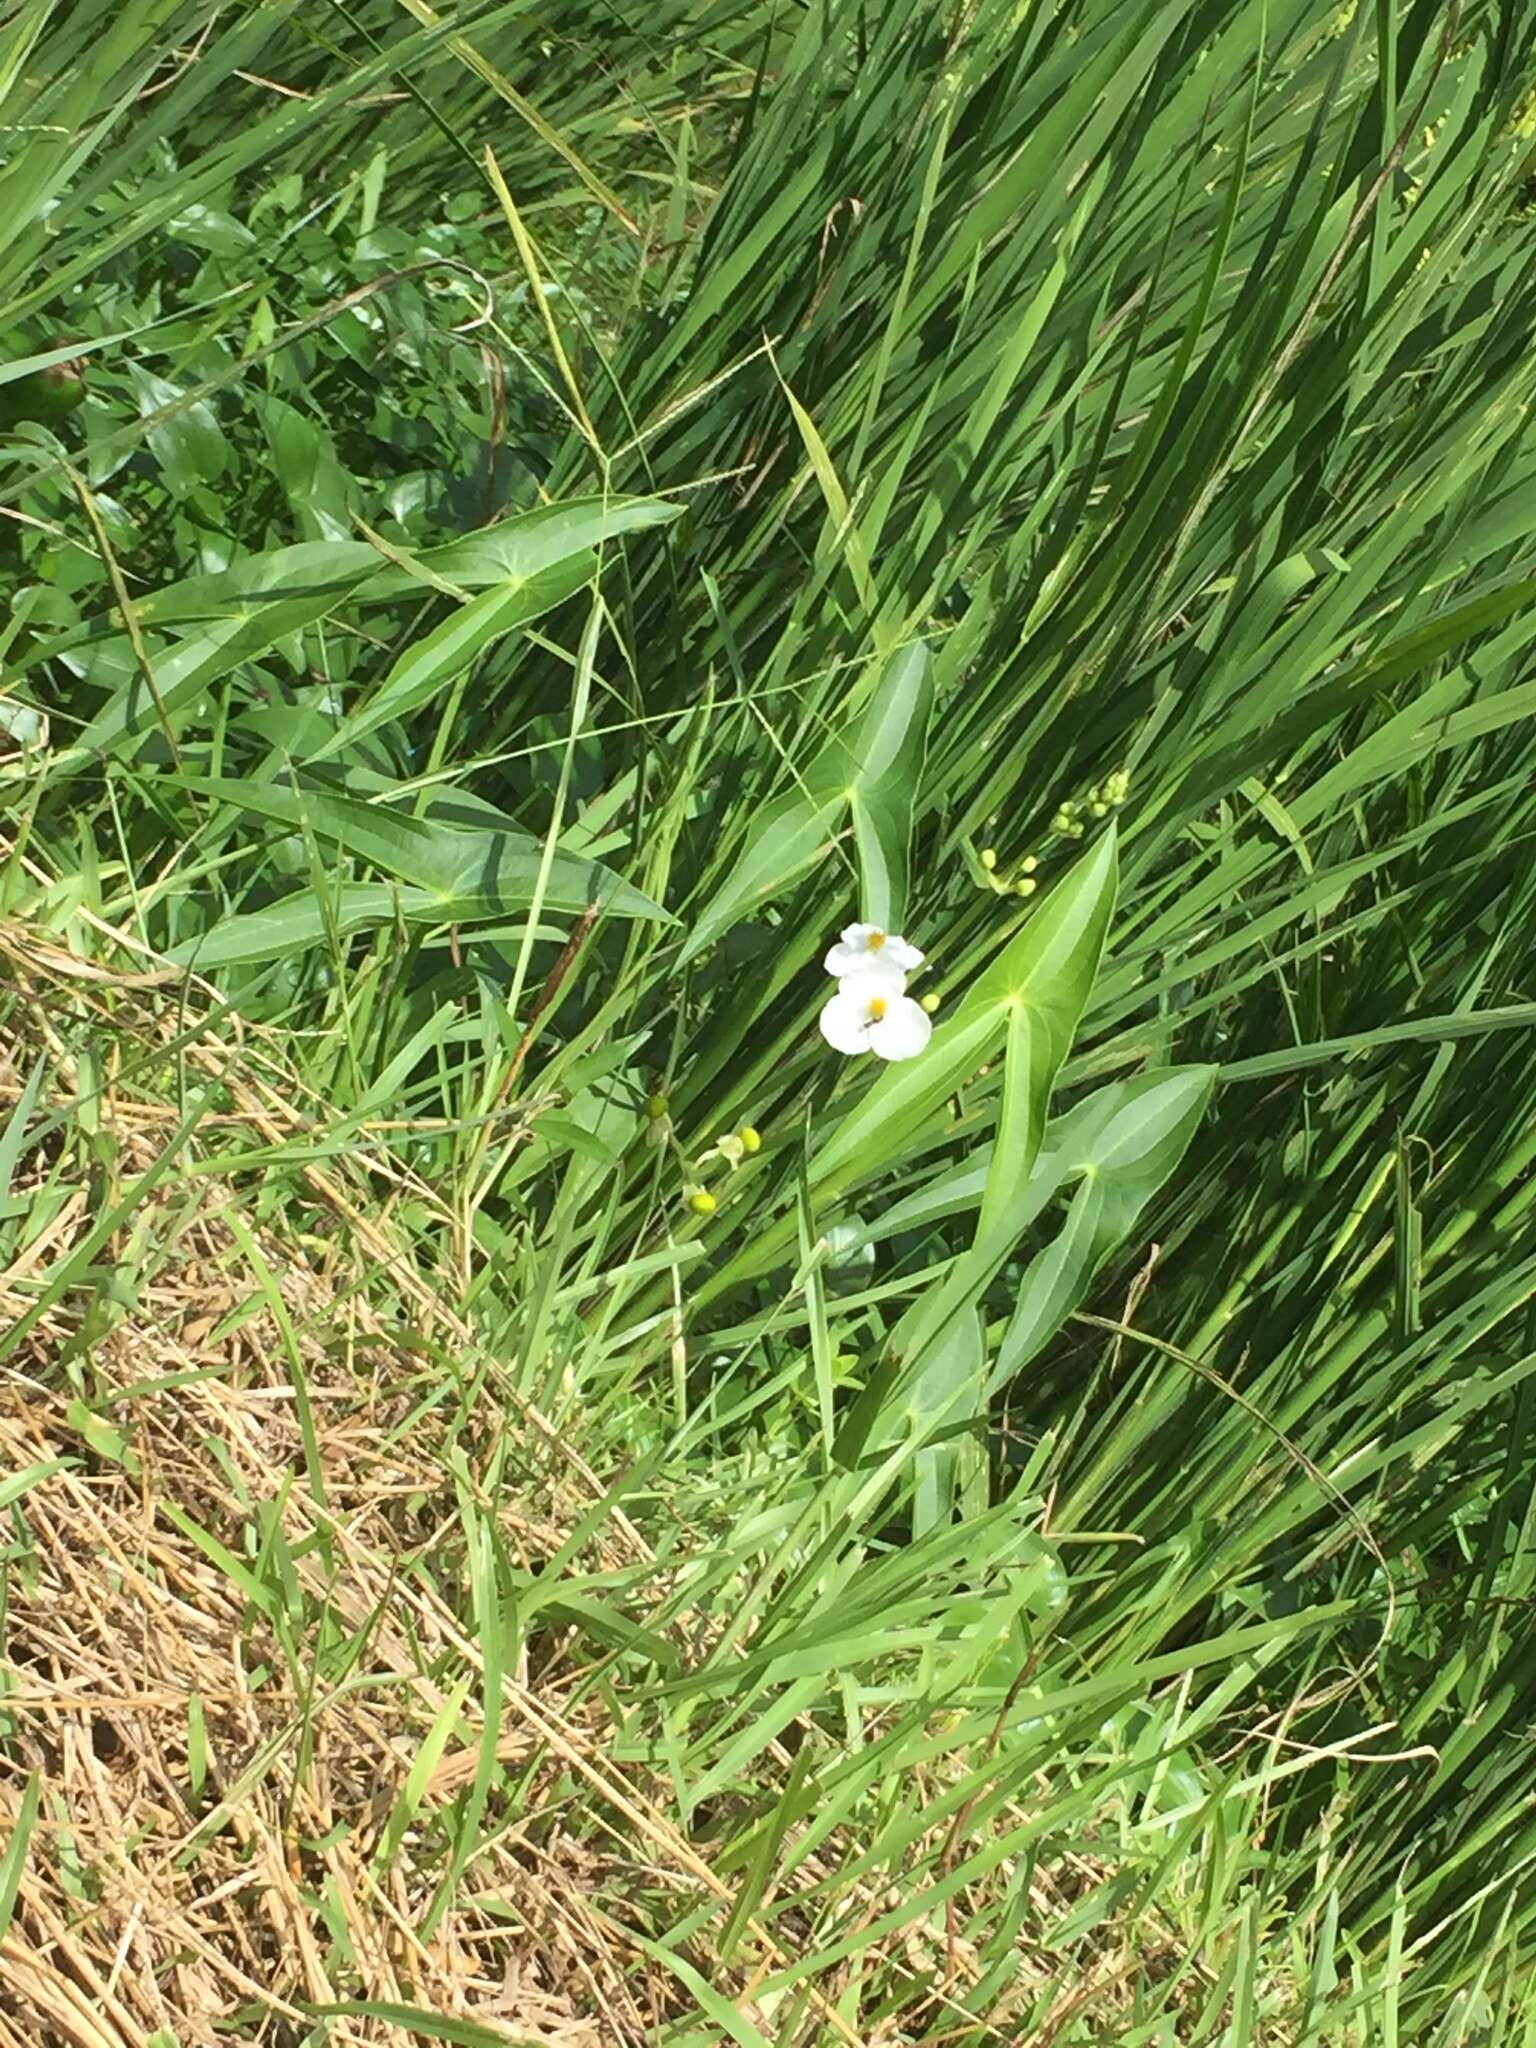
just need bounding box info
[823,923,924,981]
[819,973,933,1062]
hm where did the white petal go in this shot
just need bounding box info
[867,996,932,1062]
[823,924,919,981]
[826,944,907,985]
[836,971,905,1004]
[819,988,874,1055]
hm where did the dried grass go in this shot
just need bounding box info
[0,927,684,2045]
[0,1274,672,2042]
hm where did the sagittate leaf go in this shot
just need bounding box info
[179,770,667,921]
[164,884,440,969]
[849,640,936,930]
[909,1307,986,1538]
[68,596,351,760]
[356,494,681,598]
[974,824,1119,1240]
[679,639,933,963]
[164,886,574,970]
[812,826,1118,1204]
[119,497,679,624]
[53,498,681,767]
[127,542,383,626]
[310,567,590,763]
[986,1062,1215,1395]
[834,1063,1213,1477]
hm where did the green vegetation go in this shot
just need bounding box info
[5,0,1536,2039]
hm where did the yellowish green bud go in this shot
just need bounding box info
[1020,855,1038,874]
[921,992,941,1015]
[1016,878,1037,896]
[1090,800,1108,818]
[686,1188,717,1216]
[645,1093,669,1120]
[739,1125,762,1154]
[980,847,998,870]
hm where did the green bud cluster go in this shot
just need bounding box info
[978,847,1039,898]
[644,1092,765,1222]
[1052,768,1130,841]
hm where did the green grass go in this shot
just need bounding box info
[5,0,1536,2040]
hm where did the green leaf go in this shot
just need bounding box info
[254,390,349,540]
[0,1458,68,1516]
[987,1063,1215,1394]
[780,371,877,616]
[678,773,848,965]
[310,567,592,763]
[848,641,935,930]
[66,596,352,760]
[681,639,933,962]
[974,825,1119,1239]
[164,886,475,969]
[0,1054,47,1209]
[165,890,546,971]
[128,364,229,495]
[126,542,383,626]
[187,776,464,891]
[373,1676,472,1876]
[360,495,682,598]
[623,1938,775,2048]
[0,1771,39,1944]
[909,1307,986,1537]
[812,827,1117,1203]
[182,773,670,923]
[301,2002,532,2048]
[833,1084,1143,1474]
[65,1398,140,1476]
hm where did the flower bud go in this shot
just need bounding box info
[686,1188,717,1216]
[739,1125,762,1154]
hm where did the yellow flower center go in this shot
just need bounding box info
[867,996,888,1022]
[866,930,887,950]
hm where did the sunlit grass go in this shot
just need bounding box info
[3,0,1536,2040]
